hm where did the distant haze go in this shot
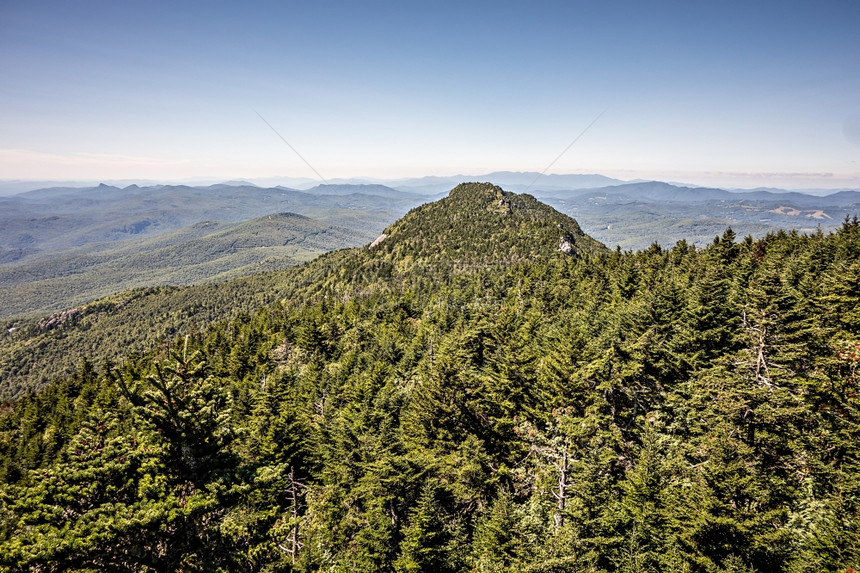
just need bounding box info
[1,172,857,199]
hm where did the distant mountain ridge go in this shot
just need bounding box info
[534,181,860,249]
[0,182,423,260]
[536,180,860,207]
[380,172,626,195]
[4,172,857,197]
[305,183,424,199]
[2,177,858,312]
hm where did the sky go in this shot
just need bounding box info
[1,0,859,189]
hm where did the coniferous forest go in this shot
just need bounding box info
[1,183,859,572]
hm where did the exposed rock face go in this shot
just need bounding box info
[487,188,513,214]
[38,308,82,331]
[369,234,388,248]
[559,237,574,254]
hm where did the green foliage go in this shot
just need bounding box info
[0,184,859,571]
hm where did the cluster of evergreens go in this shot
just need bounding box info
[0,183,858,572]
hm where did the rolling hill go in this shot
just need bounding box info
[0,182,423,257]
[0,212,375,318]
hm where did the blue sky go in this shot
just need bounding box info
[1,0,859,188]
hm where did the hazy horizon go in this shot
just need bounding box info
[2,171,859,199]
[2,1,858,189]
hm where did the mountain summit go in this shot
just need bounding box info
[368,182,606,268]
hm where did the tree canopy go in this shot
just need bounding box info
[1,184,858,572]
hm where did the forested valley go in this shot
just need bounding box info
[1,183,859,572]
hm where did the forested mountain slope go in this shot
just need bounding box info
[0,183,426,318]
[0,212,376,319]
[0,184,598,399]
[1,183,859,572]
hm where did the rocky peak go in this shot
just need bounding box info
[375,183,607,266]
